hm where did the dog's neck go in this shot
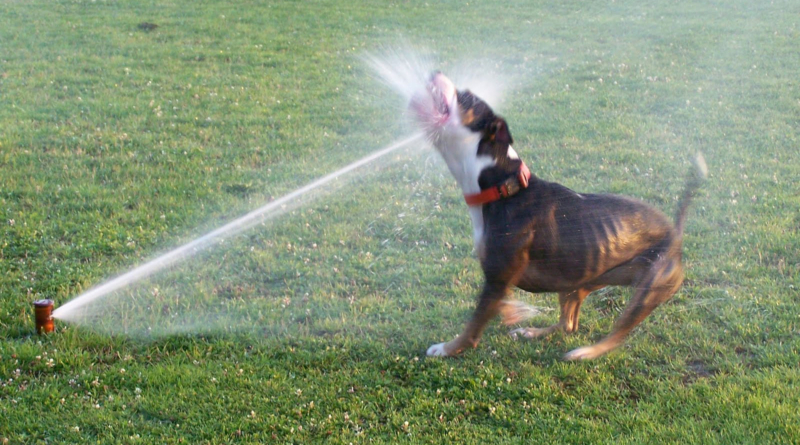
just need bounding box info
[436,131,523,195]
[434,131,524,252]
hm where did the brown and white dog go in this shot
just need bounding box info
[411,72,706,360]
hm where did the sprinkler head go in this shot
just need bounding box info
[33,299,55,334]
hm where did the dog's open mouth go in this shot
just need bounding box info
[410,72,456,128]
[429,81,450,123]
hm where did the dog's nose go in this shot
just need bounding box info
[429,70,443,83]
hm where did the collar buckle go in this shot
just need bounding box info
[463,162,532,207]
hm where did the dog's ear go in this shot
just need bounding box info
[489,118,513,146]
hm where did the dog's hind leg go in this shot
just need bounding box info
[509,287,595,339]
[563,254,683,361]
[561,287,597,333]
[427,281,509,357]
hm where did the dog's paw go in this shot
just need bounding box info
[509,327,534,340]
[563,345,602,361]
[426,342,449,357]
[509,326,555,340]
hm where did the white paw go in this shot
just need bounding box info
[563,346,599,361]
[426,342,449,357]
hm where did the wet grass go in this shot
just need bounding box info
[2,0,799,443]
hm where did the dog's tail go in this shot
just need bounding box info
[674,152,708,235]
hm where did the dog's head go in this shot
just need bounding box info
[409,72,516,168]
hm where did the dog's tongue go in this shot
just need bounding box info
[428,72,455,124]
[408,71,455,128]
[430,72,454,105]
[432,87,448,115]
[430,72,453,94]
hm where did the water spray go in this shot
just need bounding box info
[52,132,425,324]
[50,47,502,335]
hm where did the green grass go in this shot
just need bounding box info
[2,0,800,443]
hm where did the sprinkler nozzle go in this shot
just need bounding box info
[33,299,55,334]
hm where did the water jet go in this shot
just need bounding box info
[52,132,425,327]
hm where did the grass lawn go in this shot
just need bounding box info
[2,0,799,443]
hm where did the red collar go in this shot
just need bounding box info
[464,162,531,207]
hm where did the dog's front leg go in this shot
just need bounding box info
[427,281,508,357]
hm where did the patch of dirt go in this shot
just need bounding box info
[682,359,717,385]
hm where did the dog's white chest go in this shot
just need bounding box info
[435,131,500,258]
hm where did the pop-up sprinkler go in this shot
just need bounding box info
[33,299,55,334]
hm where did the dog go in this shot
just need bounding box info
[410,72,707,360]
